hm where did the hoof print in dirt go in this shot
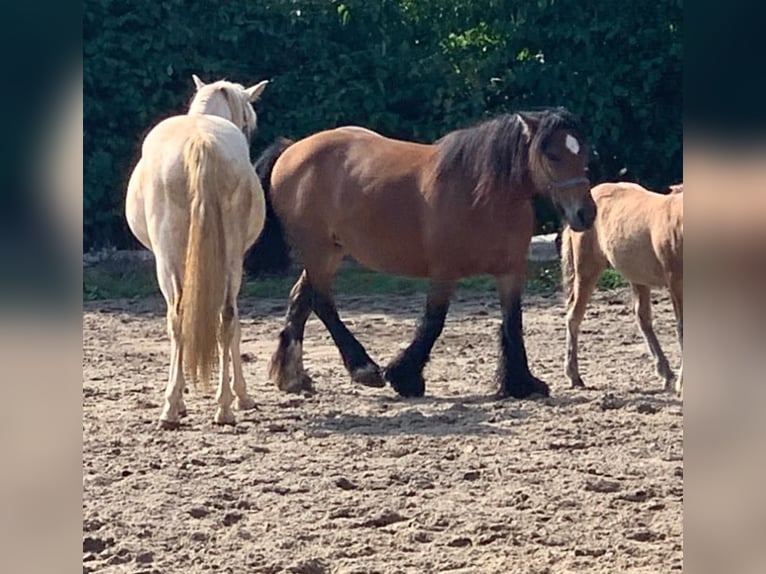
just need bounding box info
[83,536,111,554]
[188,506,210,519]
[286,558,328,574]
[356,509,406,528]
[222,512,243,526]
[584,479,622,494]
[636,402,660,414]
[135,551,154,564]
[598,393,626,411]
[334,476,358,490]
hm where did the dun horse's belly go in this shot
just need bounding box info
[605,239,666,287]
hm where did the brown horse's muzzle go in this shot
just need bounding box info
[550,178,597,232]
[567,196,597,232]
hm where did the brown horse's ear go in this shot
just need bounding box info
[518,112,541,133]
[245,80,269,102]
[192,74,206,90]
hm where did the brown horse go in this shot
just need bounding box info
[257,108,596,400]
[561,182,683,396]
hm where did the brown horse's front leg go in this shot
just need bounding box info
[494,274,550,399]
[311,290,386,389]
[384,281,455,398]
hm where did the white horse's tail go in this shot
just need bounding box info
[181,131,226,392]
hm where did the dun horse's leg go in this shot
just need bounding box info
[564,274,601,388]
[631,284,674,388]
[311,289,385,389]
[667,274,683,396]
[495,273,549,399]
[214,302,236,425]
[384,281,455,398]
[564,236,604,388]
[269,270,315,393]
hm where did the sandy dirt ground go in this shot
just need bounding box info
[83,287,683,573]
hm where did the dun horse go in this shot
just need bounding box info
[561,182,683,395]
[257,108,596,400]
[125,75,268,428]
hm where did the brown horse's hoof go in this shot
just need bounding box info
[384,361,425,398]
[496,375,550,400]
[300,372,317,394]
[351,364,386,388]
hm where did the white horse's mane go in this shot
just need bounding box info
[189,80,259,141]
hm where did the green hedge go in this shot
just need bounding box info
[84,0,682,254]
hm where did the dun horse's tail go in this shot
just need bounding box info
[254,137,295,201]
[560,225,576,309]
[181,131,226,392]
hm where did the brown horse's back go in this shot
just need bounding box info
[590,182,682,286]
[269,127,534,280]
[270,127,433,276]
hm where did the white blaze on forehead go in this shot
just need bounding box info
[565,134,580,155]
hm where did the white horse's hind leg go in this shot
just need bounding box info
[231,314,256,411]
[214,302,236,425]
[631,284,674,388]
[156,258,185,429]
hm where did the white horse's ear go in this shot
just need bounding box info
[192,74,206,90]
[245,80,269,102]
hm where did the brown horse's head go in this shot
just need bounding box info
[523,108,596,231]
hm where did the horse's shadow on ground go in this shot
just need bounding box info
[306,385,682,438]
[306,393,540,437]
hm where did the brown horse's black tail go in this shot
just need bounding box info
[244,137,295,276]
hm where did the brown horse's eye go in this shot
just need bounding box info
[547,152,562,162]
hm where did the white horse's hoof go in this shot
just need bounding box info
[214,408,236,426]
[158,417,181,430]
[235,395,256,411]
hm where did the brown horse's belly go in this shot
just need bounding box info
[341,235,431,278]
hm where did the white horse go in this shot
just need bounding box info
[125,75,268,429]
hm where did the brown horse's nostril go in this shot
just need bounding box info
[573,205,596,230]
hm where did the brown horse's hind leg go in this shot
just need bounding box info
[384,281,455,398]
[494,273,549,399]
[631,284,674,388]
[269,271,315,393]
[311,288,386,389]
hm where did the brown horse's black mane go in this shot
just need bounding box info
[433,107,582,200]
